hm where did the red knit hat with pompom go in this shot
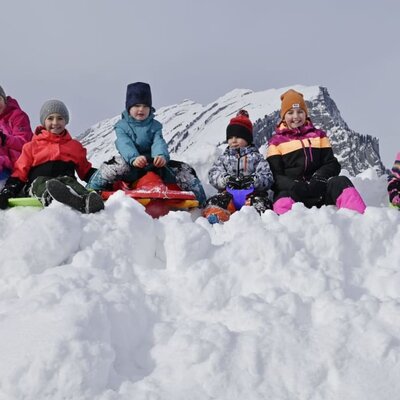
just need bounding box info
[226,109,253,144]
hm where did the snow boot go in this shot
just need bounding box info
[46,179,85,212]
[84,191,105,213]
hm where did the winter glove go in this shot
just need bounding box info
[0,130,6,146]
[226,175,254,189]
[0,192,10,209]
[392,194,400,208]
[247,193,272,214]
[226,176,240,189]
[239,174,255,188]
[308,175,328,199]
[290,181,311,201]
[0,177,25,208]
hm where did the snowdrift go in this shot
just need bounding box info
[1,170,400,399]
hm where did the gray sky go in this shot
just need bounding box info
[3,0,399,166]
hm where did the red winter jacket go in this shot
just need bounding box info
[12,127,93,183]
[0,97,33,171]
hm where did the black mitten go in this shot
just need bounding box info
[226,175,254,189]
[290,181,310,201]
[238,174,255,189]
[226,176,241,189]
[308,175,328,199]
[0,177,25,208]
[0,192,10,209]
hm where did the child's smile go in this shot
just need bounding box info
[284,108,306,129]
[44,113,66,135]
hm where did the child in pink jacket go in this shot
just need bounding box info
[0,85,33,178]
[388,152,400,209]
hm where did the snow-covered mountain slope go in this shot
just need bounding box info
[0,171,399,400]
[79,85,385,178]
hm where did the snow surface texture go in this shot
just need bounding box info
[0,166,399,399]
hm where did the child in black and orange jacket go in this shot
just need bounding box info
[267,89,366,215]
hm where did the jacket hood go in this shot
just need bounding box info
[275,120,316,137]
[223,144,259,157]
[121,109,155,126]
[33,126,73,142]
[0,97,22,118]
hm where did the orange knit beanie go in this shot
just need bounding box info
[280,89,308,119]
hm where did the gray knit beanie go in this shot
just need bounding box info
[40,99,70,125]
[0,85,6,101]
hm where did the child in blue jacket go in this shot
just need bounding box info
[87,82,206,205]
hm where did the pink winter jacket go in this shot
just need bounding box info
[0,96,33,172]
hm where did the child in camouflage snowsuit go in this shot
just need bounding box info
[87,82,206,206]
[388,152,400,209]
[203,110,274,223]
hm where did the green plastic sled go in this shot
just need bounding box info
[8,197,43,208]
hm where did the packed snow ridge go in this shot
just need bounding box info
[1,168,400,399]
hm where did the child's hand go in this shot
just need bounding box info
[132,156,148,168]
[153,156,166,168]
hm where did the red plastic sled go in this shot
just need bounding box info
[101,171,199,218]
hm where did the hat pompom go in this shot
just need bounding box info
[226,109,253,144]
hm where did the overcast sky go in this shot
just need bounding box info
[3,0,399,166]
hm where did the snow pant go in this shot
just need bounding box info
[203,190,272,222]
[87,155,207,206]
[273,176,366,215]
[30,175,89,206]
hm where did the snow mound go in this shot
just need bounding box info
[1,173,400,399]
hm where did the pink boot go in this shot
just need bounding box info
[336,187,366,214]
[273,197,295,215]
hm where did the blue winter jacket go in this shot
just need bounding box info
[114,110,170,165]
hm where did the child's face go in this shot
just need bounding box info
[129,104,150,121]
[44,113,66,135]
[0,97,6,115]
[284,108,306,129]
[228,136,248,149]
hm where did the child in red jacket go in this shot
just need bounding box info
[0,84,33,179]
[0,100,104,213]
